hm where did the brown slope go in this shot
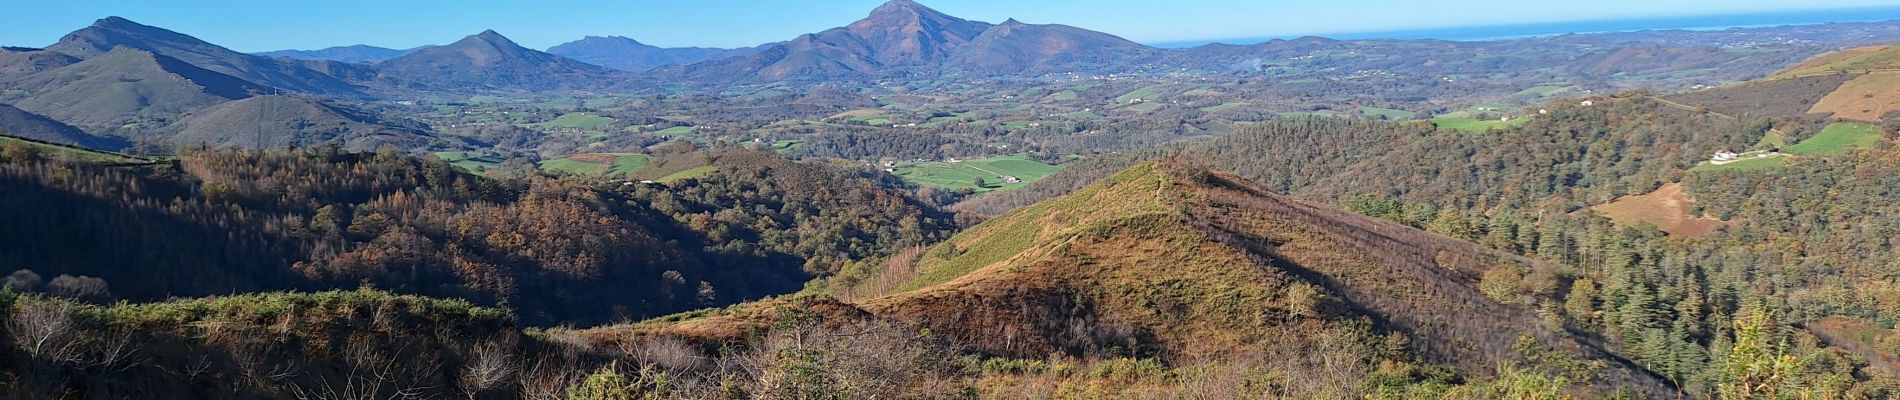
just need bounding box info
[597,160,1672,396]
[862,160,1669,396]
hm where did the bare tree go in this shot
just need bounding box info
[8,300,81,363]
[461,337,518,398]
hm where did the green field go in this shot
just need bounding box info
[540,112,617,130]
[1787,123,1882,155]
[1433,117,1528,132]
[1361,107,1417,120]
[890,154,1064,193]
[433,151,506,174]
[1115,87,1165,104]
[1044,90,1079,102]
[657,166,717,183]
[1691,155,1787,172]
[1122,102,1163,112]
[0,137,151,164]
[655,126,696,136]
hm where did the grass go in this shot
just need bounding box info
[542,154,655,177]
[1432,117,1528,132]
[1115,86,1166,104]
[1045,90,1079,102]
[889,154,1064,193]
[1787,123,1882,155]
[0,136,151,164]
[1690,155,1786,172]
[654,126,696,136]
[656,166,717,183]
[1361,107,1416,120]
[892,162,1174,293]
[433,151,506,174]
[540,112,617,130]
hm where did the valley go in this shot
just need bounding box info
[3,1,1900,398]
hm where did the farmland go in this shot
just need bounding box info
[1787,122,1882,155]
[539,153,652,177]
[890,154,1064,193]
[431,151,506,174]
[1432,116,1527,132]
[539,112,617,130]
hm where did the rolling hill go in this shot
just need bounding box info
[44,17,364,97]
[4,46,263,132]
[0,103,126,149]
[374,30,631,91]
[1672,42,1900,120]
[169,95,443,151]
[603,160,1672,396]
[545,36,760,72]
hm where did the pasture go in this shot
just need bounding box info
[1432,116,1527,132]
[1787,123,1882,155]
[890,154,1064,193]
[1809,74,1900,122]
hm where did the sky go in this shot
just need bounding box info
[4,0,1900,52]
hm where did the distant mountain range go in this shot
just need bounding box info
[665,0,1157,82]
[255,45,430,64]
[546,36,761,72]
[0,0,1892,153]
[372,30,632,92]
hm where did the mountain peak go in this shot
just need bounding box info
[92,16,144,29]
[863,0,956,23]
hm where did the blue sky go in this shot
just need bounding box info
[5,0,1900,52]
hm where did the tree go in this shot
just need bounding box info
[1,141,44,163]
[1718,308,1801,399]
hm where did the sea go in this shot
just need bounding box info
[1154,5,1900,48]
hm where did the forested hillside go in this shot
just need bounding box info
[0,146,951,325]
[955,95,1900,396]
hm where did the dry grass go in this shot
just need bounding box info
[1810,73,1900,121]
[1772,45,1890,78]
[1591,183,1725,237]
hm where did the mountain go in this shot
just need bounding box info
[950,19,1158,74]
[4,46,263,132]
[44,17,364,97]
[670,0,1155,82]
[254,44,427,64]
[169,95,441,151]
[374,30,630,92]
[0,103,126,149]
[545,36,760,72]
